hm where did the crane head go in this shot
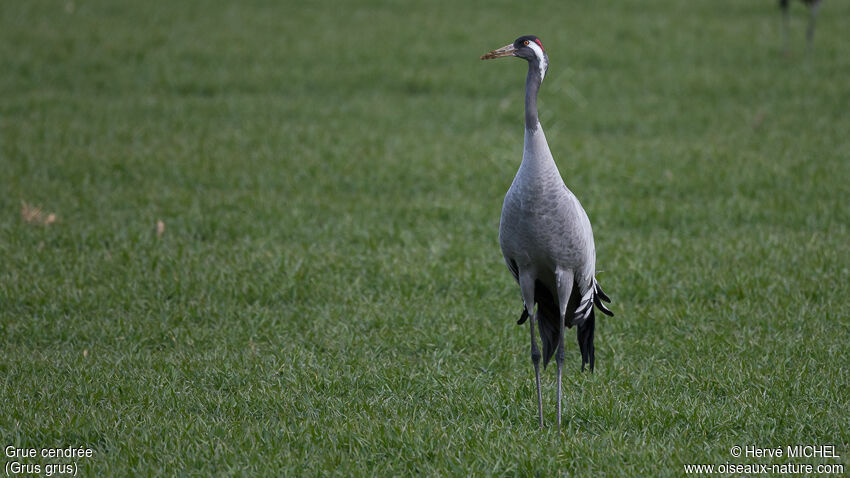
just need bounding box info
[481,35,548,79]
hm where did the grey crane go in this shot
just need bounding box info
[780,0,822,55]
[481,36,613,430]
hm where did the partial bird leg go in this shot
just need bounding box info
[519,270,543,428]
[782,6,790,56]
[529,309,543,429]
[555,270,574,432]
[806,2,820,56]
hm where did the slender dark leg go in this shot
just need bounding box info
[806,3,820,56]
[782,7,790,56]
[555,271,574,432]
[529,311,543,429]
[556,308,566,431]
[519,271,542,428]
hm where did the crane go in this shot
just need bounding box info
[780,0,822,55]
[481,36,614,430]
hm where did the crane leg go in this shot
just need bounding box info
[555,271,574,432]
[529,310,543,429]
[806,3,820,56]
[782,7,790,56]
[519,271,543,429]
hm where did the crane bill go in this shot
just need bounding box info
[481,43,517,60]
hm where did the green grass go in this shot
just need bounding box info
[2,0,849,475]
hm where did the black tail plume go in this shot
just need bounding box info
[514,281,561,369]
[517,279,610,371]
[577,308,596,372]
[594,281,614,317]
[536,283,560,370]
[517,309,528,325]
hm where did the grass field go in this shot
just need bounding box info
[2,0,849,475]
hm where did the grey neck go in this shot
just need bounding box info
[524,61,543,131]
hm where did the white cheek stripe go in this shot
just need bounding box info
[526,42,547,79]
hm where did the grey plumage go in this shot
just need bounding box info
[482,36,613,430]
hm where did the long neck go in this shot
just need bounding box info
[519,59,559,181]
[524,61,543,131]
